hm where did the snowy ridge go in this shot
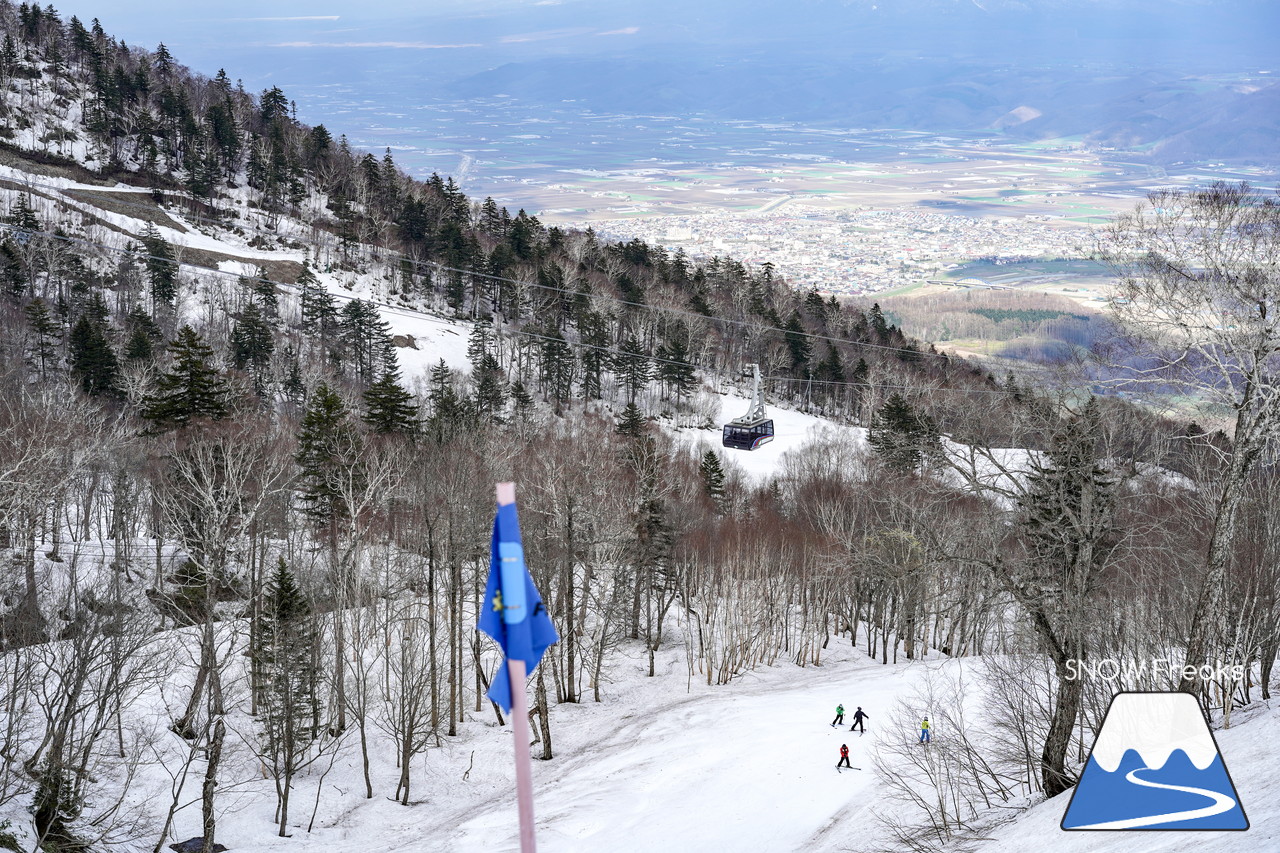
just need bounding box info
[1090,693,1219,773]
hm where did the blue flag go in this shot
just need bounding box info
[478,499,558,714]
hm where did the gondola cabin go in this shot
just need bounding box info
[722,418,774,451]
[721,363,774,451]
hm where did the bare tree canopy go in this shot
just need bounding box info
[1103,181,1280,693]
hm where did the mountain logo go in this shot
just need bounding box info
[1061,691,1248,831]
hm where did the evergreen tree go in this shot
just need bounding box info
[869,302,890,340]
[81,291,111,325]
[868,393,940,474]
[123,327,154,363]
[338,299,394,384]
[539,329,575,411]
[139,224,179,308]
[252,275,279,318]
[298,264,337,341]
[783,310,812,370]
[123,307,163,363]
[24,297,61,378]
[425,359,466,441]
[295,383,359,524]
[615,336,651,403]
[656,331,697,402]
[699,450,728,514]
[577,309,610,401]
[362,369,419,436]
[849,357,870,421]
[616,401,647,439]
[467,316,494,365]
[140,326,230,431]
[6,194,40,231]
[804,288,827,317]
[68,315,120,397]
[817,345,845,384]
[472,352,507,424]
[282,351,305,406]
[510,379,535,430]
[230,302,275,393]
[258,557,320,837]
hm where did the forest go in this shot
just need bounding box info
[0,4,1278,852]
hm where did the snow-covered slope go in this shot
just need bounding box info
[672,398,869,483]
[210,639,942,853]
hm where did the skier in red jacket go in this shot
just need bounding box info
[836,743,851,769]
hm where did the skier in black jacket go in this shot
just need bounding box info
[849,706,869,734]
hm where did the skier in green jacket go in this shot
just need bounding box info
[831,704,845,727]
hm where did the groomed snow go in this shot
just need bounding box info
[214,639,943,853]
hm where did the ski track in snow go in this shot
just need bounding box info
[336,649,929,853]
[1069,767,1236,830]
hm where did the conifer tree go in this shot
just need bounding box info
[123,327,154,363]
[139,224,179,307]
[425,359,466,441]
[783,310,812,370]
[616,336,651,403]
[123,308,162,363]
[140,326,230,431]
[258,557,320,837]
[24,297,61,378]
[362,369,419,436]
[472,352,507,423]
[657,331,697,402]
[869,303,890,339]
[338,299,394,384]
[868,393,940,474]
[252,275,279,318]
[82,291,110,325]
[295,383,359,524]
[6,193,39,231]
[467,316,494,365]
[699,450,728,514]
[817,345,845,383]
[849,357,870,421]
[230,302,275,393]
[577,310,610,401]
[68,314,120,397]
[298,264,337,342]
[539,329,575,411]
[510,379,535,430]
[616,401,646,439]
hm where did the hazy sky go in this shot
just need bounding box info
[43,1,1276,97]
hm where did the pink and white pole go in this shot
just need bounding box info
[497,482,538,853]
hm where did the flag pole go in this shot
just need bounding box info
[497,482,538,853]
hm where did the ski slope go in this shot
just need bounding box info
[213,640,940,853]
[198,635,1278,853]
